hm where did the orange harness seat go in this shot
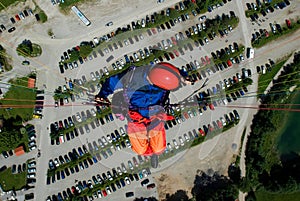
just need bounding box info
[127,110,174,156]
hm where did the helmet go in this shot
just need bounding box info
[148,62,181,90]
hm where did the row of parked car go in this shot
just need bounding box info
[166,67,251,129]
[57,0,217,74]
[252,19,291,44]
[48,167,152,201]
[33,93,44,119]
[50,105,116,145]
[26,160,37,187]
[27,125,38,151]
[256,58,275,74]
[247,0,290,21]
[164,109,239,152]
[187,14,234,40]
[48,127,130,184]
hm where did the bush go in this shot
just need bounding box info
[16,40,42,57]
[39,10,47,23]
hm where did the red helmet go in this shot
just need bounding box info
[148,62,181,90]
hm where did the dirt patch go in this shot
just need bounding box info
[154,173,193,200]
[152,128,239,200]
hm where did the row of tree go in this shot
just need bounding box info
[243,51,300,199]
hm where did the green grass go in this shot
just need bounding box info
[0,167,27,191]
[258,58,288,94]
[59,0,90,13]
[0,45,12,71]
[38,10,48,23]
[0,75,37,121]
[252,19,300,48]
[0,0,25,12]
[31,44,42,57]
[33,5,47,23]
[255,189,300,201]
[0,129,29,153]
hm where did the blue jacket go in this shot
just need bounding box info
[98,66,168,118]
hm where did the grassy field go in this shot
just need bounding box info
[0,167,27,191]
[0,0,25,12]
[0,45,12,71]
[255,190,300,201]
[0,75,37,121]
[59,0,87,12]
[258,58,288,94]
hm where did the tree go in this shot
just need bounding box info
[245,190,256,201]
[191,171,238,201]
[16,39,41,57]
[164,190,189,201]
[17,40,33,57]
[79,44,93,58]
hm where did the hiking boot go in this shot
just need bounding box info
[151,154,158,168]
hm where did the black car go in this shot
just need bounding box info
[141,178,149,186]
[115,180,121,189]
[12,164,16,174]
[83,159,89,168]
[2,151,8,158]
[224,114,231,123]
[25,193,34,200]
[17,164,22,173]
[46,176,51,185]
[65,168,70,176]
[233,110,240,120]
[35,14,40,21]
[229,112,235,122]
[23,10,29,17]
[111,183,117,192]
[125,192,134,198]
[0,24,6,31]
[133,173,139,181]
[10,17,16,24]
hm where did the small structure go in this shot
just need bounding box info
[14,146,25,156]
[28,78,35,88]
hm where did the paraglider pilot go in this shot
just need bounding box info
[96,62,189,168]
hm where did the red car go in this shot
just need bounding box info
[183,112,189,119]
[227,60,232,67]
[201,57,207,65]
[208,124,214,132]
[151,28,157,34]
[173,49,180,57]
[171,36,177,45]
[15,14,20,21]
[169,52,175,59]
[217,120,223,128]
[209,103,215,110]
[265,30,269,37]
[205,56,210,64]
[102,189,107,197]
[286,19,291,28]
[147,183,156,189]
[71,186,76,194]
[198,128,205,136]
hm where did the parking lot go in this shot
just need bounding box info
[1,0,300,200]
